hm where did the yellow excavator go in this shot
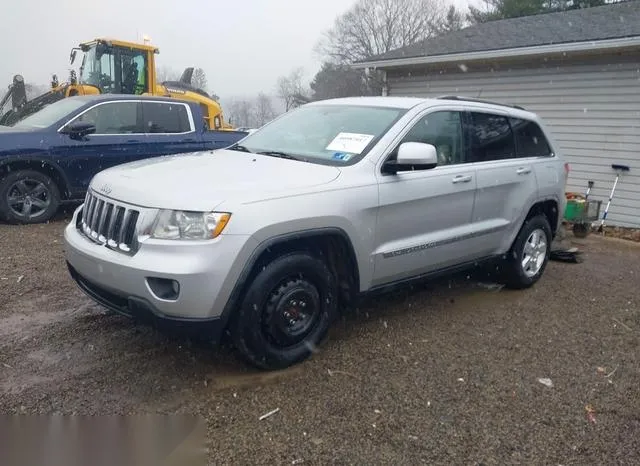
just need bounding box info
[0,38,232,130]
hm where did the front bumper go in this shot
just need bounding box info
[64,205,254,327]
[67,262,226,341]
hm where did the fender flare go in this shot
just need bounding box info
[0,156,72,198]
[218,226,360,329]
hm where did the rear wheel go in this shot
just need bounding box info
[230,253,338,370]
[0,170,60,224]
[499,214,552,289]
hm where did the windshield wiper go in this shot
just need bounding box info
[228,144,253,153]
[257,151,301,161]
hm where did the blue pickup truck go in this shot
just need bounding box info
[0,95,248,224]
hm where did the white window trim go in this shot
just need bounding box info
[57,99,196,136]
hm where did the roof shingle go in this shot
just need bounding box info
[364,1,640,62]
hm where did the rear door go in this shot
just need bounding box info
[463,110,540,256]
[140,101,204,156]
[52,100,147,192]
[372,109,478,286]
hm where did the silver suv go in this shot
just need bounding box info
[64,96,567,370]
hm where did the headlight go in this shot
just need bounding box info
[151,210,231,240]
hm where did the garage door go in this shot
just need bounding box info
[387,59,640,228]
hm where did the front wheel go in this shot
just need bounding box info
[0,170,61,224]
[499,215,552,290]
[230,253,338,370]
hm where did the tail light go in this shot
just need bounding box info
[564,162,570,178]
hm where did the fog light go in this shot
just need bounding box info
[146,277,180,301]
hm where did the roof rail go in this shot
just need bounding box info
[436,95,526,111]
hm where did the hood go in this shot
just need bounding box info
[0,125,38,133]
[0,125,46,154]
[90,149,342,211]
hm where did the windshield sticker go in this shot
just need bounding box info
[326,132,374,154]
[332,152,352,161]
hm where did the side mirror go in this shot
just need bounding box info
[383,142,438,174]
[61,121,96,140]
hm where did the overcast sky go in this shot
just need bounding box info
[1,0,476,100]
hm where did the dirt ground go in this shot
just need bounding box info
[1,214,640,466]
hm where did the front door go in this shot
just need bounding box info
[52,100,147,193]
[372,110,478,287]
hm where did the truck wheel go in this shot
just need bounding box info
[0,170,61,224]
[499,214,552,290]
[231,252,338,370]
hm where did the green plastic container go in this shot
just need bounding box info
[564,199,586,222]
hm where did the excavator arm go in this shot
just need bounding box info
[0,75,28,123]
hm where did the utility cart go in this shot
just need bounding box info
[564,192,602,238]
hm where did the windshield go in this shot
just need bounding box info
[80,43,148,95]
[80,44,115,92]
[14,98,87,129]
[237,104,407,165]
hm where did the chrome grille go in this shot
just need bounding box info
[79,190,140,254]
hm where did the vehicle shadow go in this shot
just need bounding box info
[82,268,505,399]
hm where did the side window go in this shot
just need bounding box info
[120,51,148,95]
[141,102,192,133]
[510,118,553,157]
[466,112,516,162]
[399,111,464,165]
[76,102,141,134]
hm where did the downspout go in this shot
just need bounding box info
[381,69,388,96]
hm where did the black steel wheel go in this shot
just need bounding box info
[230,252,338,370]
[0,169,60,224]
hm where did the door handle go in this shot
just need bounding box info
[452,175,472,184]
[516,167,532,175]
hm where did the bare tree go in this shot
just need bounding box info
[24,83,50,100]
[436,5,466,33]
[254,93,275,127]
[316,0,447,64]
[156,66,180,83]
[227,98,255,128]
[191,68,208,91]
[276,68,309,111]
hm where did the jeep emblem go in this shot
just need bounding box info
[98,184,112,195]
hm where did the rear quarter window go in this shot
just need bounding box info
[510,117,553,157]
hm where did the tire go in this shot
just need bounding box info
[230,252,338,370]
[499,214,552,290]
[0,169,61,224]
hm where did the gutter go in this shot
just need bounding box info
[352,36,640,69]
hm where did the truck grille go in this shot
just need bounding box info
[79,191,140,254]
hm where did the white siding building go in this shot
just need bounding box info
[355,1,640,228]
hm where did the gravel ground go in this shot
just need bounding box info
[1,215,639,465]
